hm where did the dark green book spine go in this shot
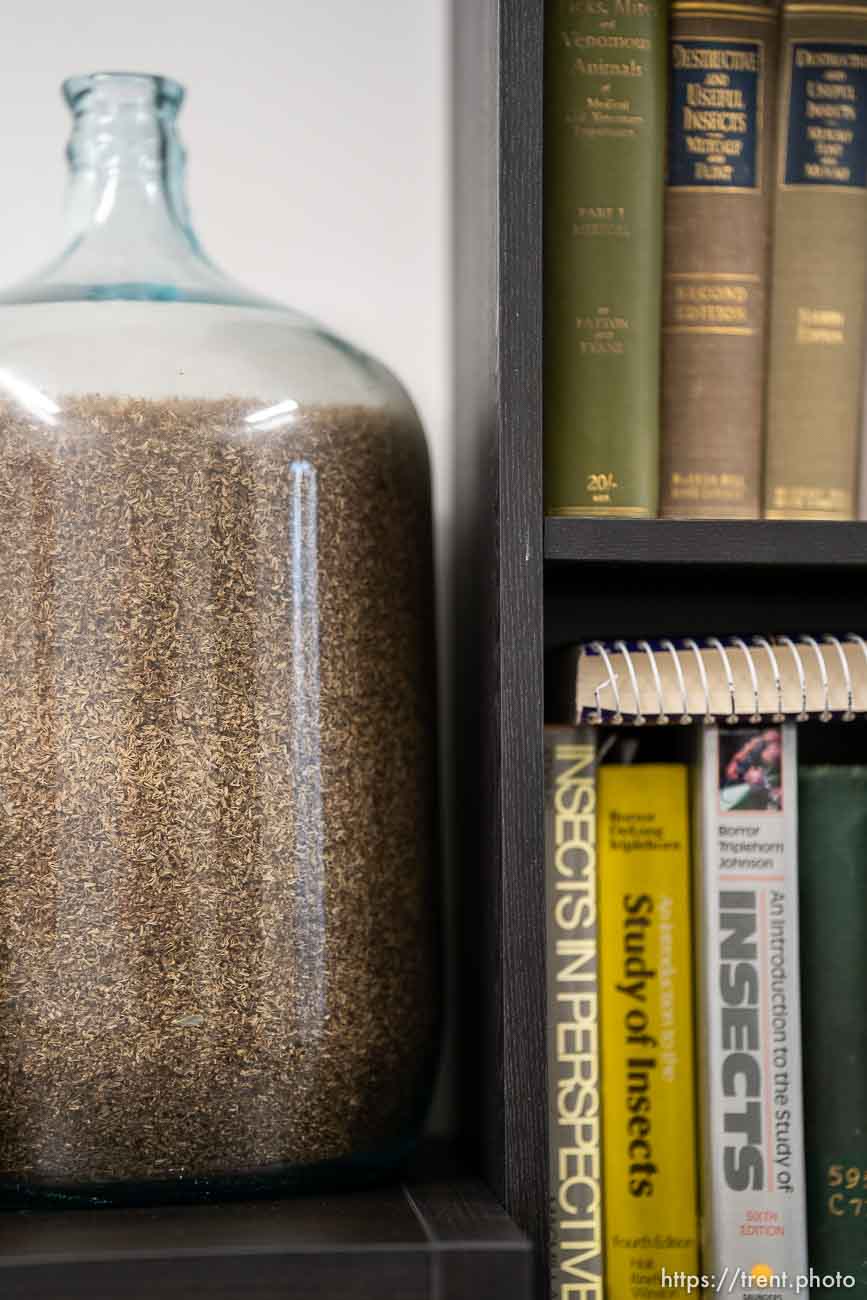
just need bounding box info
[799,766,867,1289]
[544,0,667,518]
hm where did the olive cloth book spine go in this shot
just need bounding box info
[799,767,867,1293]
[661,0,778,519]
[544,0,667,518]
[694,725,808,1300]
[543,728,602,1300]
[764,0,867,519]
[597,763,699,1300]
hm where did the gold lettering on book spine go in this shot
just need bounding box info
[664,271,761,335]
[668,36,766,194]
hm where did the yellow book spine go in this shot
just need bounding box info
[598,764,699,1300]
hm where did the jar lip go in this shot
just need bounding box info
[62,72,185,115]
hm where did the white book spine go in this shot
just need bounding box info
[695,724,808,1300]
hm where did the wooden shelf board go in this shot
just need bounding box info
[0,1150,532,1300]
[545,517,867,568]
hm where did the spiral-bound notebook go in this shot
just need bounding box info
[565,635,867,724]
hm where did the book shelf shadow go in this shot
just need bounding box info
[544,559,862,658]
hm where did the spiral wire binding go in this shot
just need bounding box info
[614,640,644,726]
[729,635,760,723]
[683,637,713,725]
[638,639,667,724]
[846,635,867,715]
[800,635,830,721]
[752,636,784,722]
[824,634,853,721]
[579,633,867,724]
[659,638,691,725]
[590,640,622,725]
[776,635,808,720]
[706,637,738,724]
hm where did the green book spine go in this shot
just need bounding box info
[544,0,667,518]
[764,0,867,520]
[799,766,867,1290]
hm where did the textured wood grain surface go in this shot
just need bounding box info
[0,1157,531,1300]
[453,0,547,1296]
[546,518,867,567]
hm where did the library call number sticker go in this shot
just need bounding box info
[827,1164,867,1216]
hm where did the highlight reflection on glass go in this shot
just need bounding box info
[288,459,326,1032]
[245,398,299,431]
[0,369,61,425]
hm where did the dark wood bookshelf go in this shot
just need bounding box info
[546,517,867,568]
[454,2,867,1299]
[0,1149,531,1300]
[453,0,547,1295]
[545,517,867,654]
[544,523,867,654]
[0,5,543,1299]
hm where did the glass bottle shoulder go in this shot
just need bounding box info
[0,299,418,417]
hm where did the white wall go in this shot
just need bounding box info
[0,0,455,1128]
[0,1,450,523]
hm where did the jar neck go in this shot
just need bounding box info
[58,74,212,295]
[1,72,270,307]
[65,80,198,258]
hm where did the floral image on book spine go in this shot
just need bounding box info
[718,728,782,811]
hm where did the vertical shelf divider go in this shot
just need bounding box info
[453,0,548,1282]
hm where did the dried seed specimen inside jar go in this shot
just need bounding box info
[0,395,439,1191]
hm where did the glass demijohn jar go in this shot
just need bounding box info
[0,73,439,1206]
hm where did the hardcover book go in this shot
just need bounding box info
[799,766,867,1293]
[764,0,867,519]
[597,762,699,1300]
[544,728,602,1300]
[694,725,808,1299]
[544,0,666,517]
[661,0,778,519]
